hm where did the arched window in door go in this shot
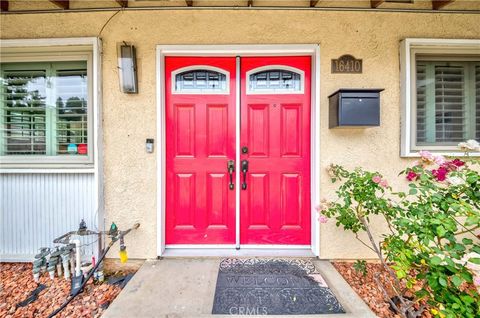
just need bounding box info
[172,66,229,94]
[247,66,304,94]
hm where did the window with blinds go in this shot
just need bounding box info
[476,65,480,141]
[55,68,88,155]
[2,69,47,155]
[1,61,89,158]
[415,60,480,146]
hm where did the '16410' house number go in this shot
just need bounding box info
[331,55,362,74]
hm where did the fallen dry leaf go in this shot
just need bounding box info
[333,262,429,318]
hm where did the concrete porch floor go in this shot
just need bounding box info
[103,258,376,318]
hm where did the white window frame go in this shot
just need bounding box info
[246,65,305,95]
[400,38,480,157]
[172,65,230,95]
[0,39,100,169]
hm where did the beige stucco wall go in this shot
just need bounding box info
[1,9,479,260]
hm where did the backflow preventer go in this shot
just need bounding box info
[32,219,100,284]
[31,220,140,315]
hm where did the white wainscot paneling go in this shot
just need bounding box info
[1,173,98,262]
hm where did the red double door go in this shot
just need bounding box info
[165,56,311,246]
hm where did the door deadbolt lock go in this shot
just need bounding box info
[242,146,248,154]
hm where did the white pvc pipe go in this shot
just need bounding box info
[70,239,82,277]
[62,256,70,280]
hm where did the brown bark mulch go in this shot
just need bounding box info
[0,263,126,318]
[333,261,432,318]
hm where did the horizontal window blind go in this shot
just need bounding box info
[1,70,47,155]
[476,65,480,140]
[434,64,465,143]
[55,68,88,155]
[416,61,480,146]
[416,64,427,142]
[1,61,89,158]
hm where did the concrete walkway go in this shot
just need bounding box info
[103,258,375,318]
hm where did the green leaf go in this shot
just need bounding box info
[465,216,479,226]
[466,175,478,184]
[453,244,465,252]
[406,280,413,288]
[396,270,407,279]
[460,295,475,304]
[427,276,438,288]
[431,256,442,265]
[468,257,480,265]
[462,238,473,245]
[451,275,463,287]
[460,271,472,283]
[436,225,447,237]
[445,258,456,268]
[438,276,447,287]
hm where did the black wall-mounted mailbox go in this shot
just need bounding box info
[329,89,384,128]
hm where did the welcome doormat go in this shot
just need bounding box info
[212,258,345,315]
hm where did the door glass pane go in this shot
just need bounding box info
[175,69,227,93]
[248,69,302,93]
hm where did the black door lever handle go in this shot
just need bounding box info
[241,160,249,190]
[227,160,235,190]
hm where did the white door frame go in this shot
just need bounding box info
[156,44,321,257]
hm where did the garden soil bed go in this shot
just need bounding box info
[0,262,133,318]
[333,262,432,318]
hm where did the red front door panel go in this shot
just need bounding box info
[165,57,236,244]
[165,56,311,246]
[240,56,311,245]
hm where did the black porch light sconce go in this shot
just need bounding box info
[117,42,138,94]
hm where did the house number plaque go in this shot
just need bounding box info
[331,55,362,74]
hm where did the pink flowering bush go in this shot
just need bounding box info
[321,142,480,318]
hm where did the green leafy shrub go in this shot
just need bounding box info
[319,141,480,318]
[353,260,368,277]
